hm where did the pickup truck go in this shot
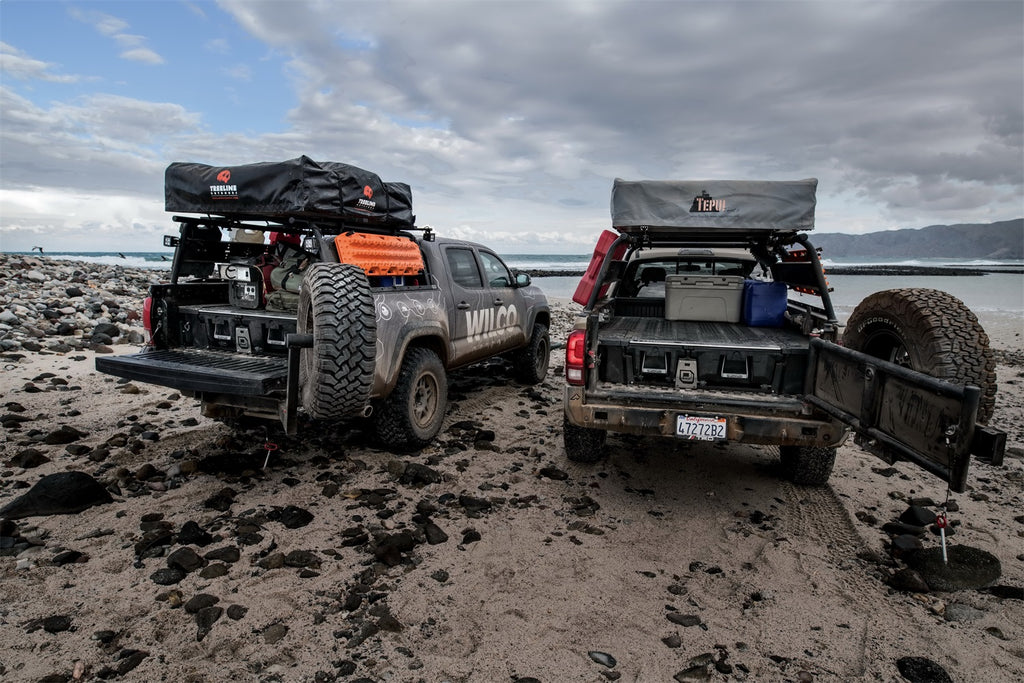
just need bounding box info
[563,178,1005,491]
[96,157,550,450]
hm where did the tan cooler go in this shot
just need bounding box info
[665,275,743,322]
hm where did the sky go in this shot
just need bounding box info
[1,0,1022,254]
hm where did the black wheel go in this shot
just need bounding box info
[375,347,447,451]
[297,263,376,420]
[563,417,606,463]
[780,445,836,486]
[843,288,996,423]
[514,323,550,384]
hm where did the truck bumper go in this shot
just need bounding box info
[564,386,848,448]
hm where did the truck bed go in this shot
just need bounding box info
[597,316,809,351]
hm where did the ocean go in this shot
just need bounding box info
[10,250,1024,318]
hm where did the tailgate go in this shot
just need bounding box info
[96,349,288,395]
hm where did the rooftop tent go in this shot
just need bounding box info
[164,155,414,228]
[611,178,817,233]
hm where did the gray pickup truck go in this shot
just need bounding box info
[97,157,550,450]
[563,178,1004,491]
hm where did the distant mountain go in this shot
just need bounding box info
[812,219,1023,260]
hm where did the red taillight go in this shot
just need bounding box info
[142,296,153,342]
[565,329,586,385]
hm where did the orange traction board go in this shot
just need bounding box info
[334,232,424,275]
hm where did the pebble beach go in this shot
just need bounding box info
[1,252,1023,682]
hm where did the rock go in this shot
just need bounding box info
[900,505,937,527]
[52,550,86,566]
[284,550,321,569]
[662,634,682,648]
[0,471,112,519]
[150,568,185,585]
[203,488,236,512]
[944,603,985,622]
[205,546,241,563]
[667,613,703,627]
[986,585,1024,600]
[176,520,214,547]
[895,656,952,683]
[430,569,450,583]
[423,521,449,545]
[263,623,288,644]
[195,605,224,642]
[167,547,206,573]
[114,649,148,676]
[226,604,248,621]
[539,466,569,481]
[888,568,931,593]
[459,494,491,514]
[184,594,220,614]
[588,651,617,668]
[42,425,88,445]
[271,505,314,529]
[904,545,1001,591]
[199,563,229,579]
[6,449,50,469]
[400,463,442,486]
[373,533,416,567]
[24,615,73,633]
[461,528,482,544]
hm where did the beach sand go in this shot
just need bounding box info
[1,257,1022,682]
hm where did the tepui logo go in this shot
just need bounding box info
[217,169,232,183]
[690,190,724,213]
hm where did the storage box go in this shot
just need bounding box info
[743,280,788,327]
[665,275,743,322]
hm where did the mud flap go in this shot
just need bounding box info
[803,338,1004,492]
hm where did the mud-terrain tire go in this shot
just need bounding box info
[514,323,550,384]
[564,417,607,463]
[780,445,836,485]
[375,347,447,451]
[297,263,376,420]
[843,288,996,424]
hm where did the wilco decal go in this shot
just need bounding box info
[690,190,724,213]
[466,305,518,343]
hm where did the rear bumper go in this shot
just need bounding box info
[564,385,848,447]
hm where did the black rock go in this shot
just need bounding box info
[226,604,248,620]
[199,563,229,579]
[271,505,314,529]
[985,585,1024,600]
[43,425,88,445]
[167,547,206,573]
[588,651,617,668]
[7,449,50,469]
[662,634,682,648]
[93,322,121,338]
[900,506,937,527]
[203,488,236,512]
[461,529,482,544]
[423,521,449,545]
[400,463,442,486]
[284,550,321,569]
[195,605,224,642]
[459,495,491,514]
[184,593,220,614]
[540,466,569,481]
[150,568,185,585]
[0,471,113,519]
[204,546,241,563]
[115,649,149,676]
[373,533,416,567]
[895,657,952,683]
[904,545,1001,591]
[882,522,926,537]
[888,568,931,593]
[52,550,85,566]
[177,520,214,547]
[667,613,703,627]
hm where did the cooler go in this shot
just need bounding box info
[743,280,789,327]
[665,275,743,322]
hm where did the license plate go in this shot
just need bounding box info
[676,415,727,441]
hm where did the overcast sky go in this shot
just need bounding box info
[1,0,1021,254]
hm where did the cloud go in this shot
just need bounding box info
[0,42,80,83]
[70,8,165,66]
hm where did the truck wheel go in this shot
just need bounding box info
[375,347,447,451]
[843,288,996,423]
[564,417,606,463]
[780,445,836,486]
[297,263,376,420]
[514,323,550,384]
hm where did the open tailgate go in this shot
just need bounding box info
[804,338,1005,492]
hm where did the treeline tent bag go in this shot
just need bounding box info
[164,156,414,228]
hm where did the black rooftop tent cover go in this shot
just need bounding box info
[611,178,817,233]
[164,156,414,228]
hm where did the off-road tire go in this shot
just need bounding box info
[780,445,836,486]
[564,417,607,463]
[843,288,996,423]
[514,323,550,384]
[297,263,376,420]
[375,347,447,451]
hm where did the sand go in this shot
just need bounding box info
[1,291,1022,682]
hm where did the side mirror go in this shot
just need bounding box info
[515,272,532,287]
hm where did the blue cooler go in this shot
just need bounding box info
[743,280,788,327]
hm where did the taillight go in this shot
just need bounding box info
[142,296,153,343]
[565,329,586,385]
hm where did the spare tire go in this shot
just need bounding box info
[843,288,996,424]
[297,263,376,420]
